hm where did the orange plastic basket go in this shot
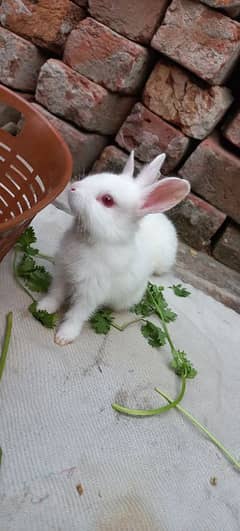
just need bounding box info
[0,85,72,262]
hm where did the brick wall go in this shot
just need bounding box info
[0,0,240,273]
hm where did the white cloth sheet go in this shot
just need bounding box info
[0,205,240,531]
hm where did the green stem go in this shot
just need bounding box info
[111,317,144,332]
[0,312,13,381]
[148,292,175,354]
[13,250,35,302]
[111,322,123,331]
[37,252,55,264]
[112,376,186,417]
[155,387,240,471]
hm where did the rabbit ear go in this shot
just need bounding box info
[121,150,135,179]
[137,153,166,187]
[139,177,190,215]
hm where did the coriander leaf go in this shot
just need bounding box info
[171,350,197,379]
[90,308,114,334]
[146,283,177,323]
[17,254,35,277]
[170,284,191,297]
[23,247,39,256]
[141,321,166,348]
[132,284,165,317]
[25,266,52,293]
[17,226,36,247]
[16,254,52,293]
[131,298,153,317]
[16,227,38,256]
[147,283,165,299]
[29,302,58,329]
[161,305,177,323]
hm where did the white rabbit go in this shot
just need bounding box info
[37,152,190,345]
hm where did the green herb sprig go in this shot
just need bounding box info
[90,282,196,416]
[111,282,196,416]
[16,227,54,263]
[14,227,57,328]
[169,284,191,297]
[134,283,196,379]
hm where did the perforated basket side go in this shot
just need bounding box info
[0,85,72,229]
[0,85,72,261]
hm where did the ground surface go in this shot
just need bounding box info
[0,205,239,531]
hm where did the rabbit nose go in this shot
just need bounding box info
[71,187,76,191]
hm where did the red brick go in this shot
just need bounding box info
[64,18,151,95]
[35,59,135,135]
[222,109,240,149]
[168,192,226,250]
[151,0,240,85]
[200,0,240,17]
[0,27,45,91]
[0,0,86,54]
[88,0,169,44]
[115,103,190,174]
[213,222,240,273]
[32,103,108,175]
[179,135,240,223]
[143,61,233,140]
[92,145,143,176]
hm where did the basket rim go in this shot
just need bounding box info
[0,85,72,232]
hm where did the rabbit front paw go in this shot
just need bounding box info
[54,321,80,346]
[37,295,59,314]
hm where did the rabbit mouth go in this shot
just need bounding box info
[73,215,91,241]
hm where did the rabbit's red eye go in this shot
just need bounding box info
[100,194,115,208]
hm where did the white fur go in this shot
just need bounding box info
[37,152,190,345]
